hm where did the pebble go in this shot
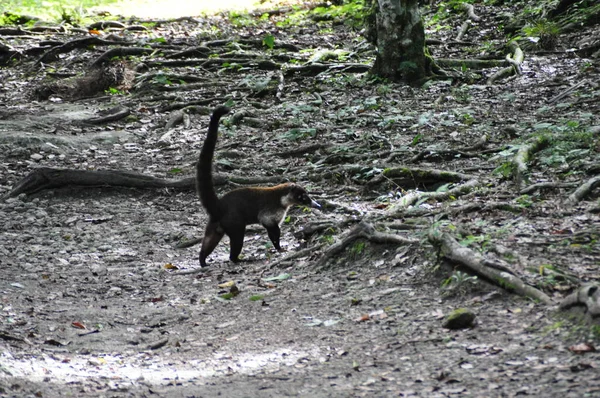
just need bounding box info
[30,153,43,161]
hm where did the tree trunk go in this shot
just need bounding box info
[371,0,428,84]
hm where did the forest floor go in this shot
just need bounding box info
[0,1,599,397]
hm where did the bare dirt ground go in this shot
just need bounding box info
[1,1,599,397]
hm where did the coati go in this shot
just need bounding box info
[196,105,320,267]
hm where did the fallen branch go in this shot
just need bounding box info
[428,228,553,304]
[548,80,586,104]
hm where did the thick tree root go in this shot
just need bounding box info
[387,179,480,215]
[564,175,600,207]
[487,41,524,85]
[520,181,580,195]
[315,220,417,269]
[512,136,550,190]
[428,228,553,305]
[5,167,221,198]
[559,285,600,324]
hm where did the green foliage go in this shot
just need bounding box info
[310,0,367,27]
[221,62,243,72]
[522,19,560,50]
[534,121,596,171]
[262,34,275,50]
[278,0,367,28]
[105,87,124,95]
[321,234,335,245]
[442,271,478,296]
[411,133,423,146]
[350,241,366,258]
[228,10,257,28]
[279,128,317,141]
[459,234,488,248]
[515,194,533,208]
[0,0,119,24]
[152,73,172,85]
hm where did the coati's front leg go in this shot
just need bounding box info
[265,225,282,251]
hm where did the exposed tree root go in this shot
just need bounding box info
[4,167,285,198]
[428,228,553,305]
[370,166,476,189]
[5,167,197,198]
[91,47,163,67]
[33,61,134,101]
[36,37,128,64]
[284,62,371,76]
[259,244,325,272]
[564,175,600,207]
[559,284,600,324]
[435,58,506,69]
[512,136,550,190]
[446,201,524,216]
[175,237,203,249]
[461,3,481,21]
[487,41,524,84]
[315,220,417,269]
[276,143,330,158]
[83,106,131,125]
[386,179,480,215]
[520,181,580,195]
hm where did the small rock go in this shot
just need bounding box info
[30,153,44,161]
[443,308,476,329]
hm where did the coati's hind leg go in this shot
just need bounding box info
[265,225,282,251]
[199,221,224,267]
[227,227,246,263]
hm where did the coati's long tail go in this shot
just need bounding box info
[197,105,230,220]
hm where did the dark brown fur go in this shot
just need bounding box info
[196,106,319,267]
